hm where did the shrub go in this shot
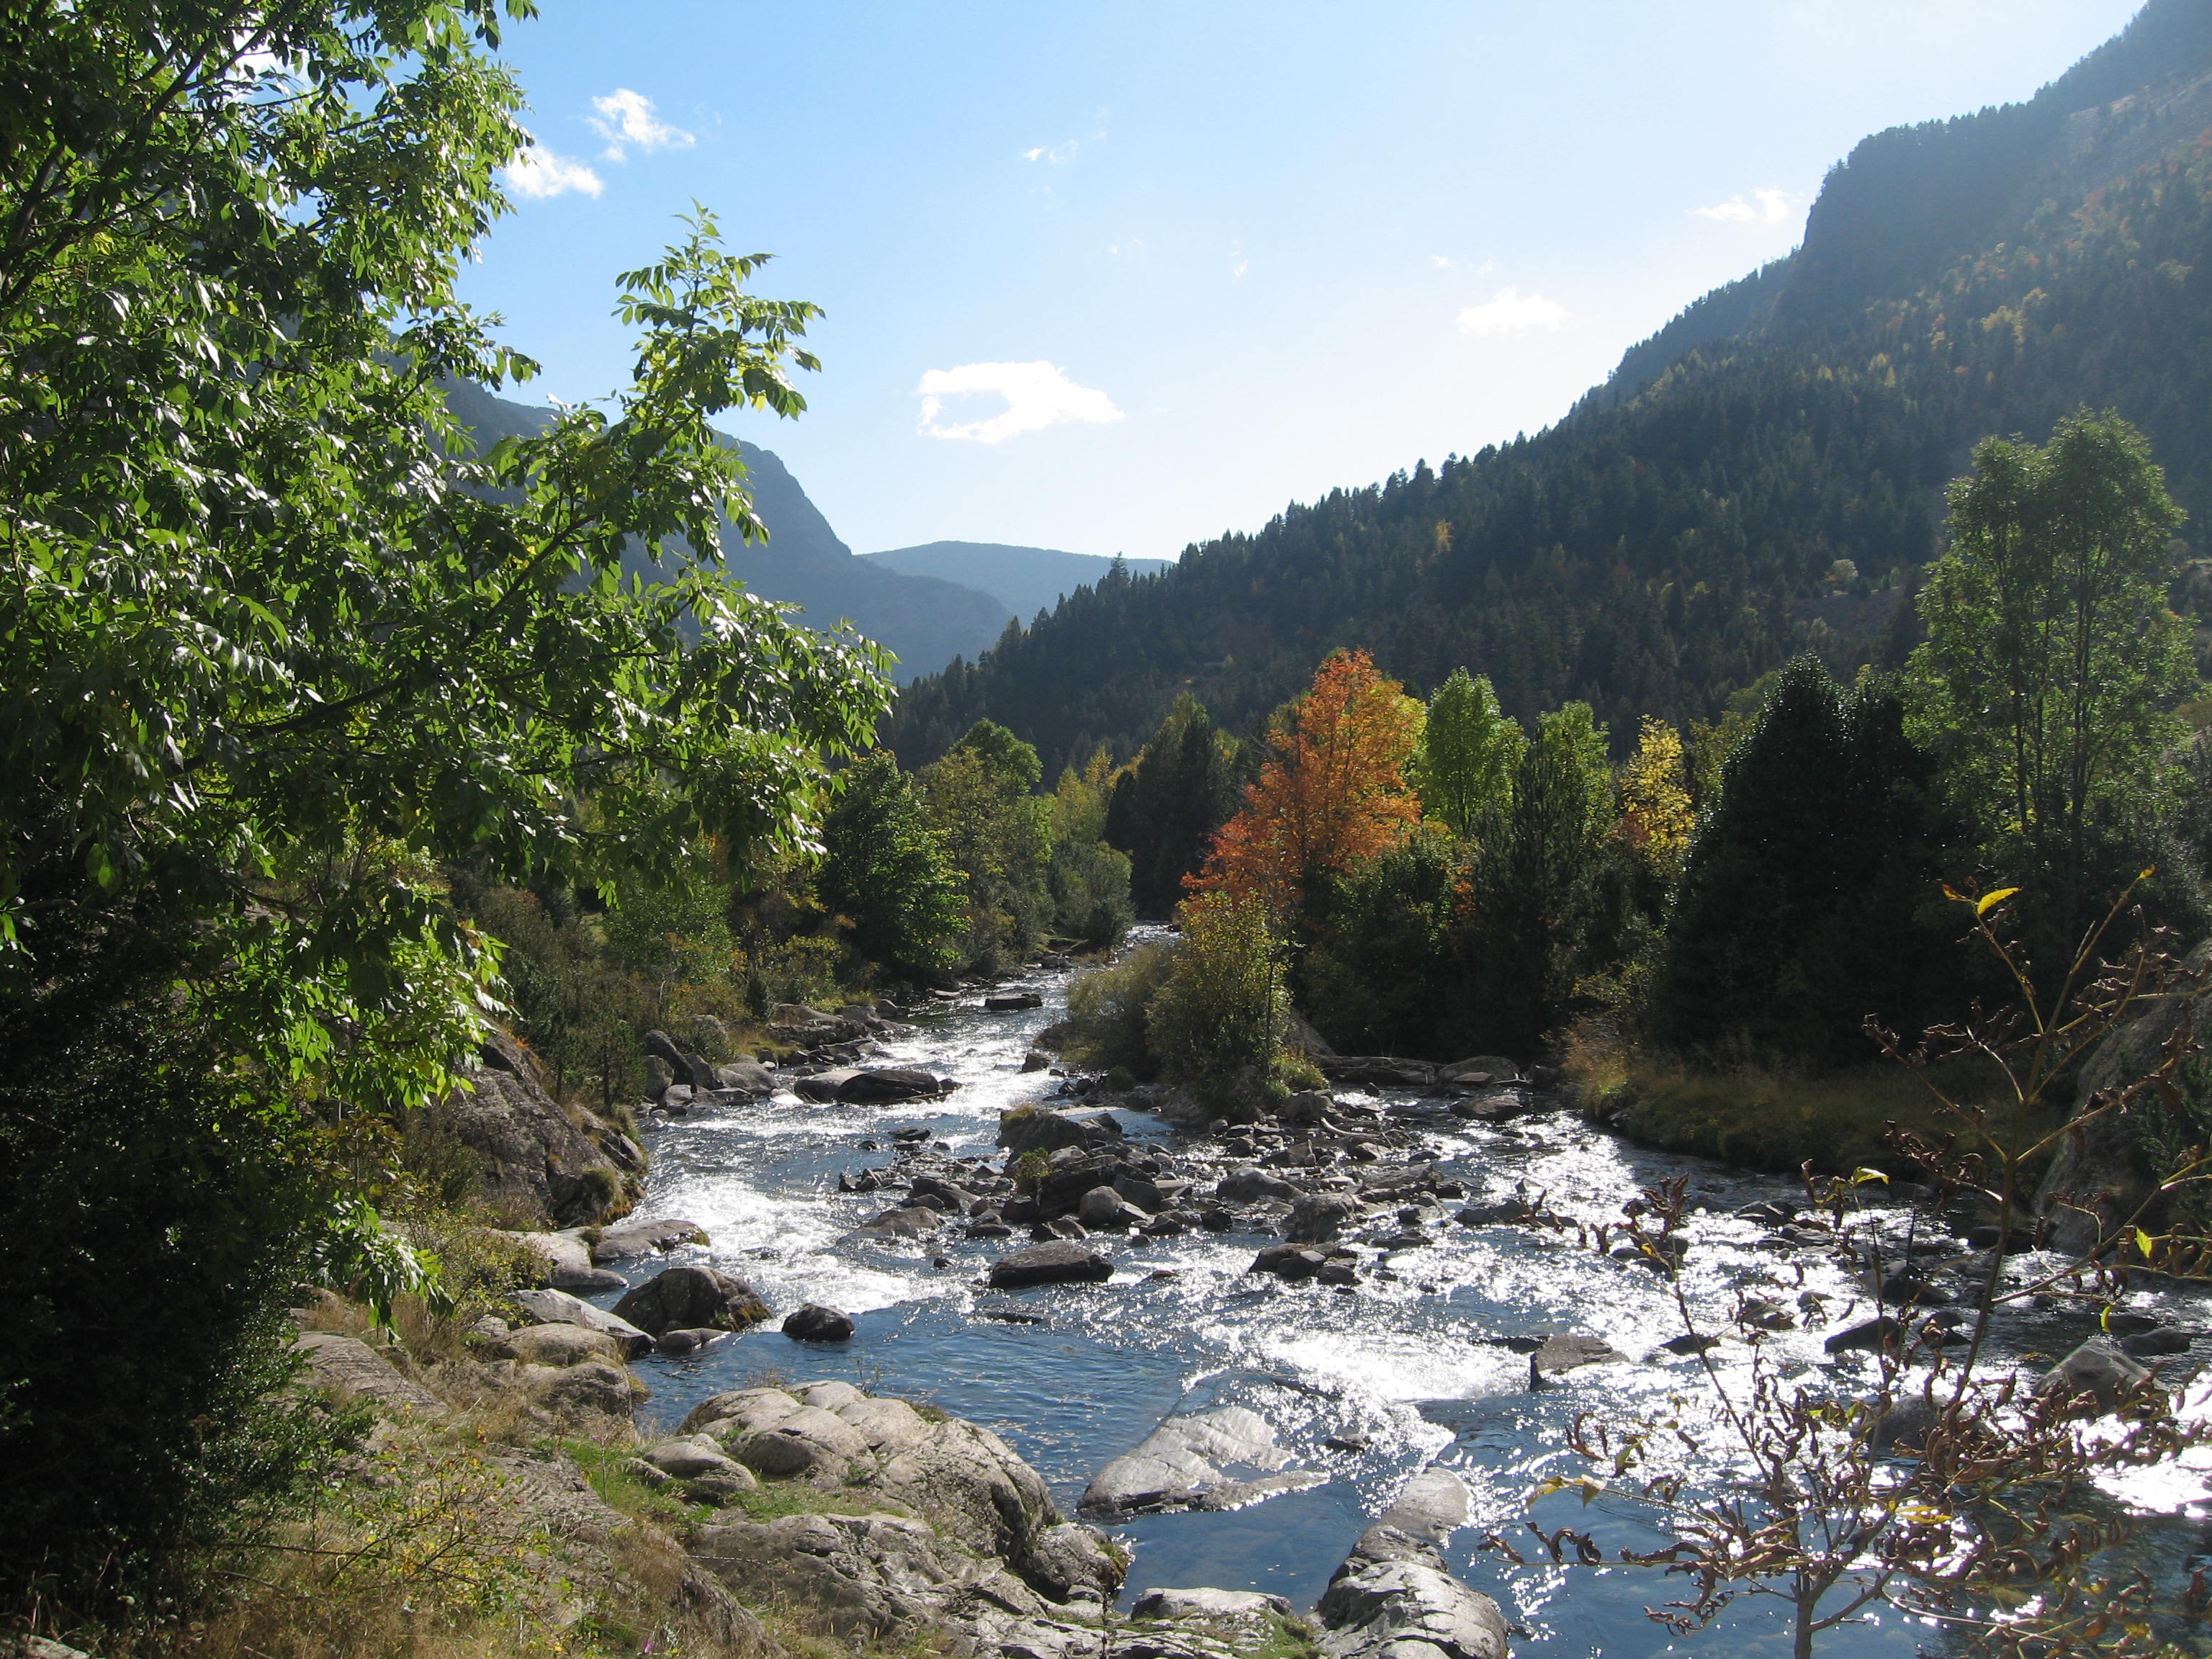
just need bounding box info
[1062,940,1179,1079]
[1146,892,1288,1092]
[1300,829,1462,1057]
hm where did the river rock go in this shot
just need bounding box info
[986,992,1045,1011]
[845,1205,948,1244]
[837,1066,948,1104]
[1316,1525,1509,1659]
[989,1241,1114,1287]
[591,1214,710,1261]
[293,1331,446,1415]
[1319,1056,1438,1090]
[1285,1193,1361,1244]
[1078,1185,1146,1228]
[1250,1245,1327,1281]
[1279,1089,1335,1126]
[510,1287,655,1357]
[655,1327,729,1356]
[518,1357,641,1419]
[1531,1334,1627,1377]
[503,1228,628,1291]
[1377,1468,1469,1540]
[2036,1338,2154,1412]
[795,1067,860,1102]
[1133,1587,1294,1619]
[643,1027,722,1092]
[1217,1164,1301,1203]
[1082,1405,1307,1517]
[1826,1316,1903,1354]
[613,1266,771,1335]
[1001,1105,1123,1156]
[2121,1328,2193,1356]
[1439,1056,1519,1086]
[714,1058,777,1096]
[502,1321,624,1367]
[783,1303,857,1342]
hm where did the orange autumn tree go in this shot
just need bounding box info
[1195,648,1424,915]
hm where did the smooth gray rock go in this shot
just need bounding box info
[613,1266,771,1336]
[518,1357,639,1419]
[1078,1184,1144,1228]
[714,1058,777,1095]
[509,1287,654,1357]
[1532,1334,1627,1377]
[1133,1586,1294,1619]
[1377,1468,1469,1540]
[1317,1533,1509,1659]
[1081,1405,1300,1516]
[1249,1245,1327,1281]
[999,1105,1123,1157]
[655,1326,731,1357]
[500,1321,624,1367]
[591,1215,710,1261]
[293,1331,445,1414]
[989,1241,1115,1288]
[646,1435,753,1480]
[837,1066,948,1104]
[1439,1056,1519,1085]
[2037,1339,2154,1412]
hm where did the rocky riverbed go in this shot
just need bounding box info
[377,938,2212,1658]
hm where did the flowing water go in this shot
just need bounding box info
[595,945,2212,1658]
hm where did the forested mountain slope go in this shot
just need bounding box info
[445,379,1012,681]
[863,541,1174,624]
[889,0,2212,775]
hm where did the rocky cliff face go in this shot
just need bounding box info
[428,1030,644,1228]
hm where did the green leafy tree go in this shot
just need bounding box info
[0,0,888,1613]
[1652,657,1970,1066]
[1147,891,1287,1098]
[1911,410,2198,945]
[1302,827,1463,1057]
[1410,668,1525,837]
[1462,703,1614,1053]
[1046,748,1135,949]
[819,753,964,976]
[1103,696,1243,914]
[919,722,1052,968]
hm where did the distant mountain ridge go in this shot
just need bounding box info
[886,0,2212,776]
[441,379,1011,682]
[862,542,1174,625]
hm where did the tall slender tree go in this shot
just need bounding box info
[1410,667,1524,837]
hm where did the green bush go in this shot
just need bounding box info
[1301,830,1462,1057]
[1146,892,1288,1092]
[1062,940,1179,1079]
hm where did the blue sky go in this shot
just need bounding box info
[460,1,2145,561]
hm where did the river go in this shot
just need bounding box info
[598,943,2211,1658]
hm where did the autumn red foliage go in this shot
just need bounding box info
[1193,648,1424,913]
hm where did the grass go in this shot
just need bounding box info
[1565,1026,2062,1182]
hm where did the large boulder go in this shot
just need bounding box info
[1216,1165,1302,1204]
[1081,1405,1321,1518]
[293,1331,445,1416]
[988,1241,1114,1288]
[999,1105,1123,1159]
[1133,1587,1293,1619]
[510,1287,655,1357]
[500,1321,626,1367]
[1319,1056,1438,1090]
[714,1058,778,1096]
[431,1031,641,1226]
[503,1228,626,1292]
[1285,1194,1361,1244]
[835,1067,947,1105]
[591,1215,710,1262]
[1316,1527,1509,1659]
[2036,936,2212,1253]
[613,1266,772,1336]
[783,1304,858,1343]
[643,1027,721,1093]
[2036,1338,2155,1413]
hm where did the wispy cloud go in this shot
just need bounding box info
[503,143,603,200]
[917,361,1123,444]
[1023,139,1079,164]
[1457,287,1569,337]
[589,89,695,162]
[1694,187,1797,225]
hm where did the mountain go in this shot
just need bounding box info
[887,0,2212,777]
[861,542,1175,624]
[442,379,1012,682]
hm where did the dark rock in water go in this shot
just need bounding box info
[998,1104,1123,1158]
[1020,1049,1051,1072]
[1529,1334,1626,1377]
[1870,1397,1941,1452]
[835,1066,945,1105]
[1320,1055,1438,1089]
[1826,1316,1903,1355]
[2120,1328,2193,1357]
[965,1221,1015,1238]
[1881,1273,1954,1307]
[891,1125,934,1142]
[643,1028,721,1092]
[655,1327,730,1356]
[1662,1334,1722,1356]
[1453,1201,1524,1228]
[1249,1245,1327,1281]
[614,1266,772,1335]
[845,1206,946,1244]
[1964,1223,2033,1252]
[1285,1193,1361,1244]
[1734,1199,1797,1225]
[1439,1056,1519,1086]
[783,1303,857,1343]
[794,1067,860,1102]
[1325,1434,1372,1452]
[987,1241,1114,1288]
[1216,1164,1301,1204]
[1199,1208,1234,1232]
[2038,1339,2155,1412]
[986,992,1044,1011]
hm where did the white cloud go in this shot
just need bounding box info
[1023,140,1079,164]
[1231,259,1249,279]
[916,361,1124,444]
[503,145,603,200]
[1457,287,1570,337]
[1694,187,1797,225]
[590,89,695,161]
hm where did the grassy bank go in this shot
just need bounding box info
[1564,1031,2062,1184]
